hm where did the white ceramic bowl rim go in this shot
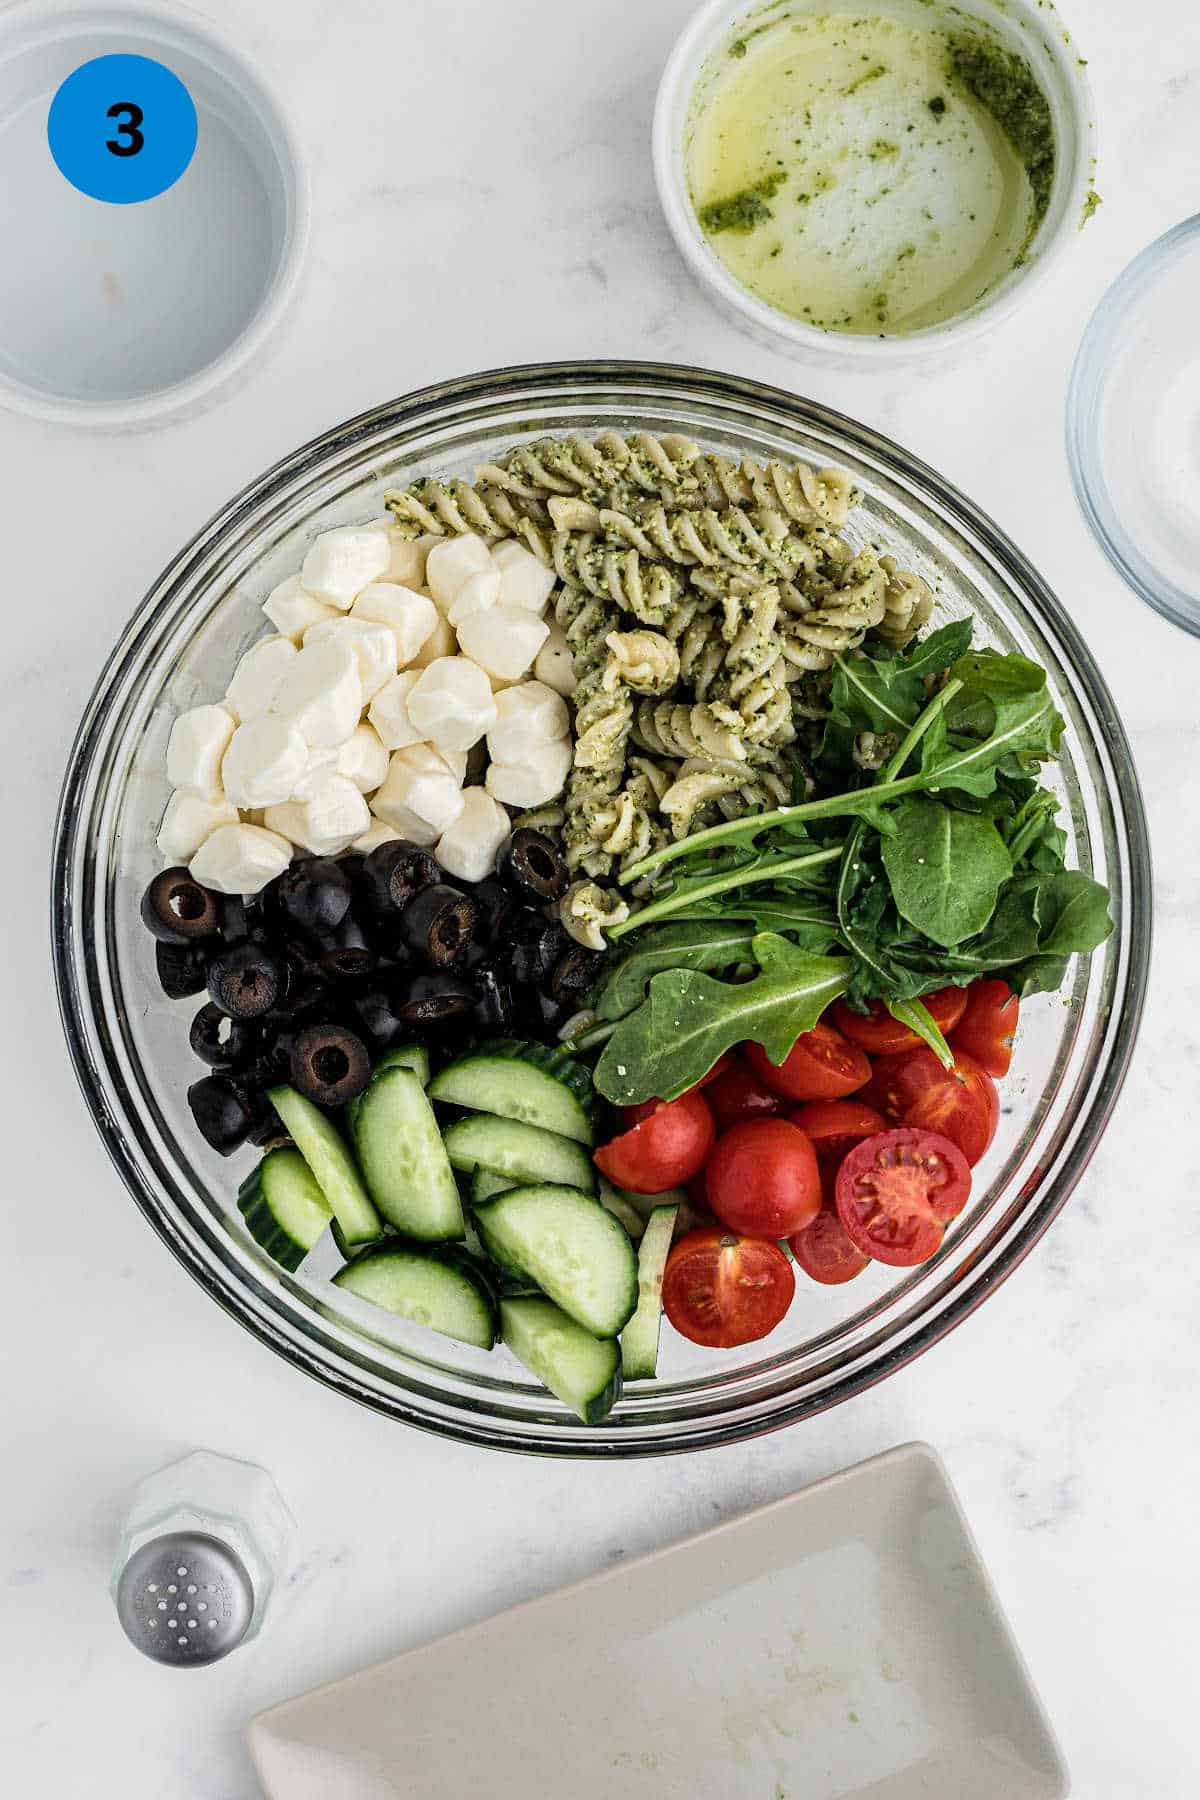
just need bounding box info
[0,0,310,429]
[653,0,1096,361]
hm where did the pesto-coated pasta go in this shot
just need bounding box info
[383,476,548,542]
[684,455,858,529]
[477,431,701,506]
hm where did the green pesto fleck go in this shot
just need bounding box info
[947,33,1055,230]
[698,170,786,236]
[729,37,747,59]
[868,138,899,160]
[1080,187,1102,226]
[843,63,887,96]
[928,95,946,116]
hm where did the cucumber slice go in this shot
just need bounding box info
[500,1296,622,1425]
[333,1240,498,1349]
[353,1068,465,1241]
[620,1205,678,1380]
[237,1148,332,1271]
[471,1167,514,1206]
[443,1115,596,1194]
[268,1086,382,1247]
[474,1184,638,1336]
[429,1040,594,1145]
[598,1180,647,1243]
[347,1043,431,1134]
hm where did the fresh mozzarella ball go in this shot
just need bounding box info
[425,534,493,610]
[260,801,309,848]
[298,774,371,855]
[485,738,573,808]
[436,789,512,884]
[222,716,310,809]
[300,527,392,610]
[363,520,437,587]
[337,723,390,793]
[411,613,458,668]
[225,635,298,723]
[156,790,239,862]
[434,745,468,784]
[166,704,236,797]
[289,745,340,801]
[303,616,397,701]
[491,539,556,614]
[190,823,292,895]
[371,744,466,844]
[352,817,403,854]
[269,640,363,746]
[533,620,576,697]
[368,670,424,750]
[262,574,338,642]
[447,568,501,628]
[350,584,438,663]
[456,607,549,682]
[487,681,570,762]
[407,656,497,752]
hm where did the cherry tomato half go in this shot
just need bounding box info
[789,1207,870,1285]
[835,1128,971,1267]
[662,1228,795,1347]
[746,1022,871,1104]
[790,1100,887,1166]
[594,1090,715,1193]
[861,1046,999,1167]
[705,1118,822,1237]
[830,987,968,1056]
[705,1063,784,1131]
[950,979,1019,1077]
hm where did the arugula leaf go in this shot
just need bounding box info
[590,921,755,1022]
[918,680,1064,797]
[817,620,973,781]
[880,795,1012,946]
[886,996,954,1067]
[615,844,842,936]
[911,871,1113,995]
[593,936,852,1104]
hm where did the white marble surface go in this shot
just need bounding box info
[1,0,1196,1792]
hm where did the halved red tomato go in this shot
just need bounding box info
[662,1228,795,1348]
[950,979,1019,1077]
[835,1128,971,1267]
[790,1100,887,1166]
[861,1046,999,1166]
[705,1118,822,1238]
[705,1063,784,1131]
[830,987,969,1056]
[595,1090,715,1193]
[788,1207,870,1285]
[746,1022,871,1103]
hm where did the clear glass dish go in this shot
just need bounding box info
[52,363,1150,1456]
[1067,215,1200,636]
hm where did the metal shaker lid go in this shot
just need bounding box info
[115,1530,253,1666]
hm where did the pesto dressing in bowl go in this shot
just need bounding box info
[687,9,1053,335]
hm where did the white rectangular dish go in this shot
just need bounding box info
[249,1442,1067,1799]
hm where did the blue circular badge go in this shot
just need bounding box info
[47,53,198,204]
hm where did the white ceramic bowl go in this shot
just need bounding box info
[653,0,1095,362]
[0,1,308,428]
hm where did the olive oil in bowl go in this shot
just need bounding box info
[686,4,1056,336]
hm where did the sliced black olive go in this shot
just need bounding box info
[207,942,287,1020]
[246,1029,293,1091]
[189,1002,260,1069]
[548,945,604,1007]
[363,840,441,917]
[398,972,474,1027]
[187,1075,256,1156]
[271,942,329,1022]
[351,976,409,1050]
[402,883,479,969]
[248,1119,292,1151]
[472,964,518,1035]
[140,867,221,943]
[510,912,569,985]
[470,877,516,949]
[497,829,569,902]
[155,940,208,1000]
[318,912,378,982]
[273,858,353,939]
[219,893,267,944]
[289,1022,371,1107]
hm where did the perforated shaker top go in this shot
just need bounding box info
[115,1530,253,1665]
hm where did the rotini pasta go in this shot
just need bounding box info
[383,476,547,542]
[476,431,701,506]
[560,880,632,952]
[602,630,679,696]
[684,455,858,529]
[876,554,935,649]
[632,698,749,764]
[549,495,799,575]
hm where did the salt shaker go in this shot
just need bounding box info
[112,1450,294,1666]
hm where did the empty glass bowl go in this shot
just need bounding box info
[53,363,1150,1455]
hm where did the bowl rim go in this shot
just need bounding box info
[0,0,310,429]
[52,359,1152,1456]
[651,0,1097,361]
[1066,211,1200,638]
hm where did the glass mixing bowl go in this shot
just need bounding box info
[53,363,1150,1455]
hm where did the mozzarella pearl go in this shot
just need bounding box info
[222,716,310,809]
[447,568,501,628]
[225,635,298,723]
[368,670,424,750]
[262,575,338,642]
[337,723,390,793]
[486,681,570,762]
[300,527,392,610]
[407,657,496,752]
[436,788,512,884]
[372,744,466,845]
[456,607,549,681]
[533,620,577,697]
[166,705,236,797]
[491,539,556,613]
[352,818,403,854]
[190,823,292,896]
[411,613,458,668]
[303,616,398,701]
[362,520,437,587]
[350,584,438,663]
[156,791,239,862]
[485,738,573,808]
[425,534,493,610]
[269,640,363,746]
